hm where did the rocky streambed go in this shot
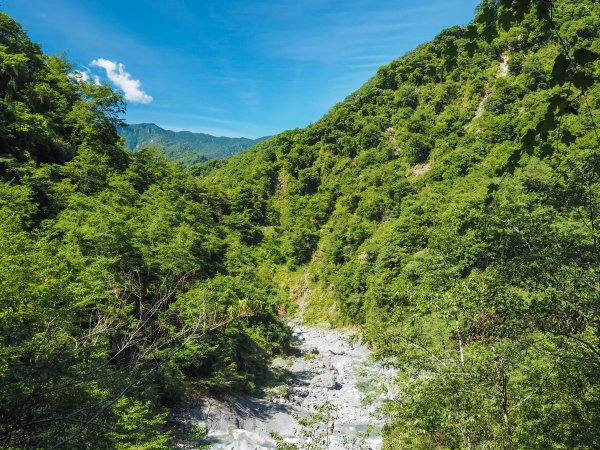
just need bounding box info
[174,322,394,449]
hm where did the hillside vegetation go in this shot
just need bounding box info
[0,12,290,449]
[1,0,599,448]
[205,0,600,447]
[119,123,267,166]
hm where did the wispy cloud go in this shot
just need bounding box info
[91,58,152,104]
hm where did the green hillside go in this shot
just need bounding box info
[205,0,600,447]
[119,122,267,166]
[0,11,289,448]
[1,0,599,448]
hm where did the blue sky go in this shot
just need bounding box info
[4,0,481,138]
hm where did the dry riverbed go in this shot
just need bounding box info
[173,322,394,449]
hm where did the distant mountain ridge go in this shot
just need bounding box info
[119,123,268,166]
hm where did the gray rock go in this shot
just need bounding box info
[312,371,337,390]
[172,324,390,450]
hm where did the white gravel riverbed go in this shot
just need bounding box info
[175,322,394,449]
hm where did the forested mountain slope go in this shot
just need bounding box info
[119,123,267,166]
[0,11,289,449]
[1,0,599,448]
[204,0,600,447]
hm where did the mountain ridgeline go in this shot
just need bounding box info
[0,0,599,448]
[119,123,268,166]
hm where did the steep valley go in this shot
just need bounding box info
[1,0,599,448]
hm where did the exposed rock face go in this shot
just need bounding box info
[174,323,395,449]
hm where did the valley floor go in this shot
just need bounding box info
[174,322,393,449]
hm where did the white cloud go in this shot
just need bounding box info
[91,58,152,104]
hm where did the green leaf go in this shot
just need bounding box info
[548,93,568,113]
[572,71,594,91]
[484,182,500,207]
[505,149,523,173]
[465,40,478,57]
[521,128,538,148]
[560,130,577,145]
[487,182,500,194]
[535,0,550,18]
[498,11,513,31]
[464,24,478,40]
[573,48,599,65]
[538,142,554,158]
[551,53,569,86]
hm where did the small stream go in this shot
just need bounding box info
[175,322,394,449]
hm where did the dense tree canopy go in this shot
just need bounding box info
[1,0,599,448]
[0,11,290,448]
[205,0,600,447]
